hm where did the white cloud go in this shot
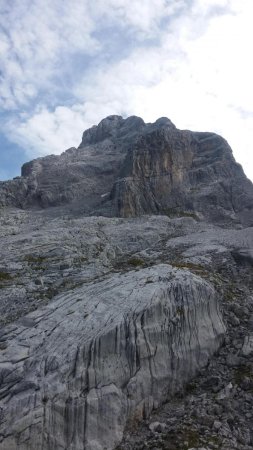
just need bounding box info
[90,0,187,38]
[0,0,182,111]
[0,0,99,109]
[7,106,87,156]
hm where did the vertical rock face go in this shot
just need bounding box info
[0,265,225,450]
[111,127,194,217]
[111,128,253,225]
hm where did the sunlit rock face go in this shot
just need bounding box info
[0,115,252,225]
[111,128,253,226]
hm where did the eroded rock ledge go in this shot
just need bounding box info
[0,264,225,450]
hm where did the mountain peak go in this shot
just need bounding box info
[0,115,252,226]
[79,114,145,146]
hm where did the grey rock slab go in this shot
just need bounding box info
[213,420,222,430]
[166,224,253,261]
[0,264,225,450]
[241,334,253,356]
[216,382,233,400]
[149,422,167,433]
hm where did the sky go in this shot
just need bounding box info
[0,0,253,181]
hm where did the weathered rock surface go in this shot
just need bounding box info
[117,288,253,450]
[0,207,252,449]
[0,264,225,450]
[1,115,253,225]
[0,209,252,327]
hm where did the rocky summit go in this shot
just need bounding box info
[0,116,252,450]
[1,115,252,225]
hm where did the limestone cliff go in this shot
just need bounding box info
[111,128,253,226]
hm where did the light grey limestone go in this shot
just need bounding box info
[0,264,225,450]
[241,334,253,356]
[1,207,252,449]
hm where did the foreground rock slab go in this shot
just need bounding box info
[0,264,225,450]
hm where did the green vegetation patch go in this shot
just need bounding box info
[163,427,201,450]
[185,380,197,394]
[25,255,47,264]
[182,429,201,449]
[24,254,50,272]
[0,271,13,288]
[162,208,199,221]
[223,284,239,302]
[171,261,208,277]
[0,271,12,281]
[127,257,145,267]
[234,364,253,385]
[176,306,185,316]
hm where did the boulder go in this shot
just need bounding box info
[0,265,225,450]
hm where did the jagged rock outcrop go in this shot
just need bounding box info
[0,116,147,211]
[0,264,225,450]
[0,115,252,225]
